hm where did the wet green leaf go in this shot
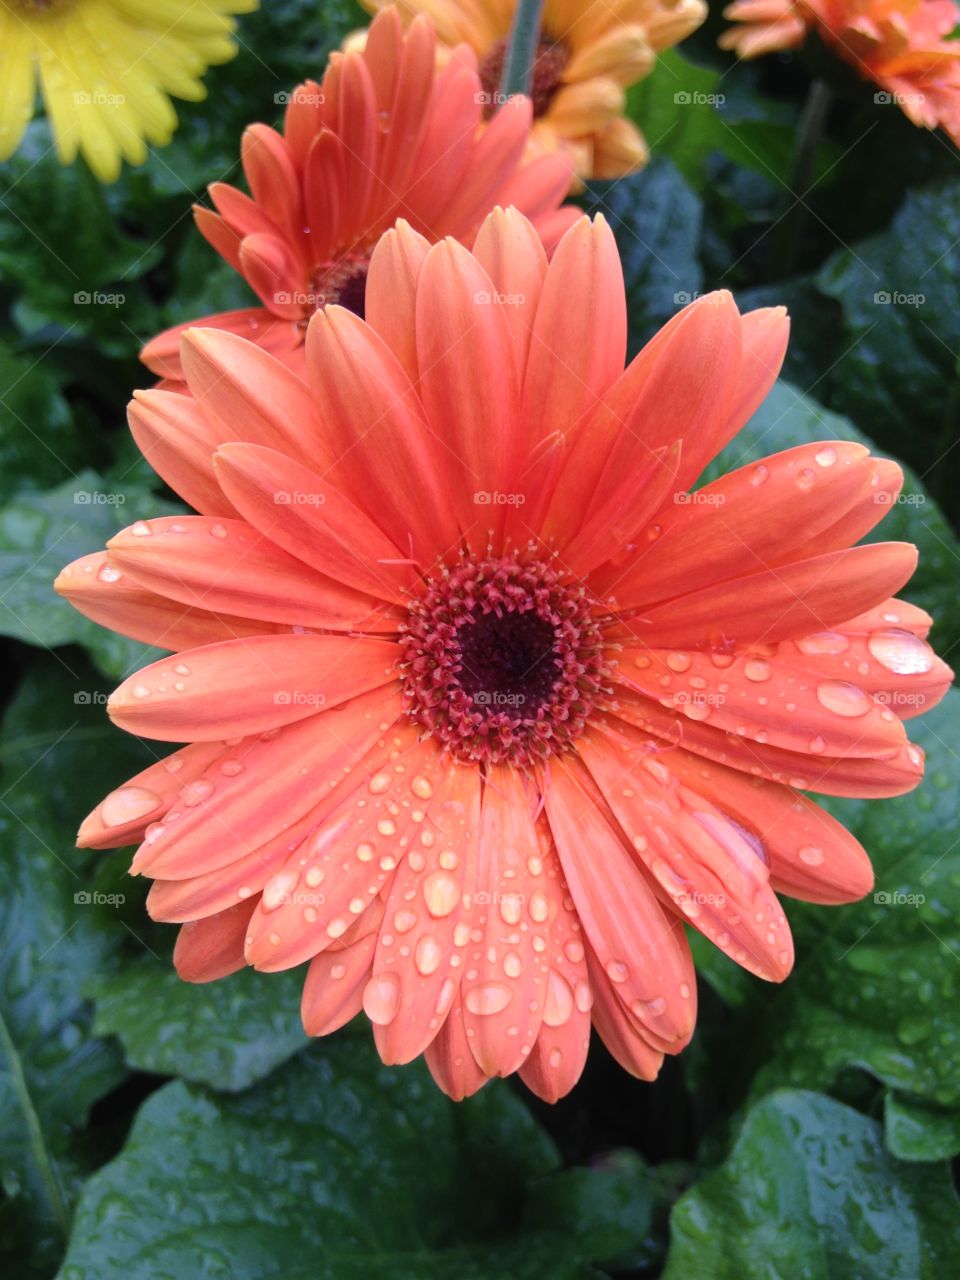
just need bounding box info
[664,1090,960,1279]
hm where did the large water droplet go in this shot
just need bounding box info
[816,681,872,718]
[464,982,512,1016]
[423,871,459,917]
[100,785,161,828]
[363,972,401,1025]
[415,934,442,975]
[542,971,574,1027]
[867,628,933,676]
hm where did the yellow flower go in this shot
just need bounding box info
[0,0,258,182]
[359,0,707,179]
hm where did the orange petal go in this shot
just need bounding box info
[424,985,491,1101]
[213,443,416,601]
[543,754,697,1049]
[107,516,400,633]
[301,930,378,1036]
[615,543,918,651]
[459,767,547,1077]
[578,730,794,982]
[108,635,400,742]
[586,943,665,1080]
[141,309,299,381]
[365,219,432,387]
[174,900,257,982]
[370,759,482,1065]
[77,741,225,850]
[128,388,234,517]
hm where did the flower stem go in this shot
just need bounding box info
[772,78,832,278]
[499,0,547,100]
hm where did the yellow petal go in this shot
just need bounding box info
[0,12,37,162]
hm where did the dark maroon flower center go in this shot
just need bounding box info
[400,556,610,767]
[307,256,369,319]
[478,36,569,120]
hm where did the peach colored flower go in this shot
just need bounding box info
[721,0,960,146]
[357,0,707,181]
[58,209,951,1101]
[141,6,578,382]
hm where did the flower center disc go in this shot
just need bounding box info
[478,36,569,119]
[308,256,370,319]
[400,556,609,766]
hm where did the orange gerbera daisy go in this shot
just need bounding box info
[58,209,951,1101]
[141,5,578,382]
[721,0,960,145]
[357,0,707,180]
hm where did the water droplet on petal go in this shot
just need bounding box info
[815,446,837,467]
[415,934,442,975]
[796,631,849,656]
[799,845,825,866]
[100,786,160,828]
[867,629,933,675]
[464,982,512,1015]
[423,871,459,917]
[542,971,574,1027]
[816,681,872,718]
[744,658,771,682]
[363,972,401,1024]
[606,960,629,984]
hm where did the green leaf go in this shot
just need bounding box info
[0,123,160,350]
[0,343,82,503]
[590,159,702,350]
[56,1038,650,1280]
[715,688,960,1120]
[814,179,960,519]
[664,1090,960,1279]
[88,959,308,1093]
[0,660,156,1276]
[0,470,179,678]
[885,1093,960,1163]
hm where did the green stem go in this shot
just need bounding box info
[772,79,832,278]
[0,1006,70,1240]
[499,0,547,100]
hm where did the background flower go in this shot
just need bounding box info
[141,6,578,381]
[721,0,960,146]
[358,0,708,179]
[0,0,258,182]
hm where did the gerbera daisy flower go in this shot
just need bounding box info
[720,0,960,146]
[141,6,578,383]
[0,0,257,183]
[57,208,951,1101]
[355,0,708,181]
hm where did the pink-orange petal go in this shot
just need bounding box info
[108,635,400,742]
[173,900,257,982]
